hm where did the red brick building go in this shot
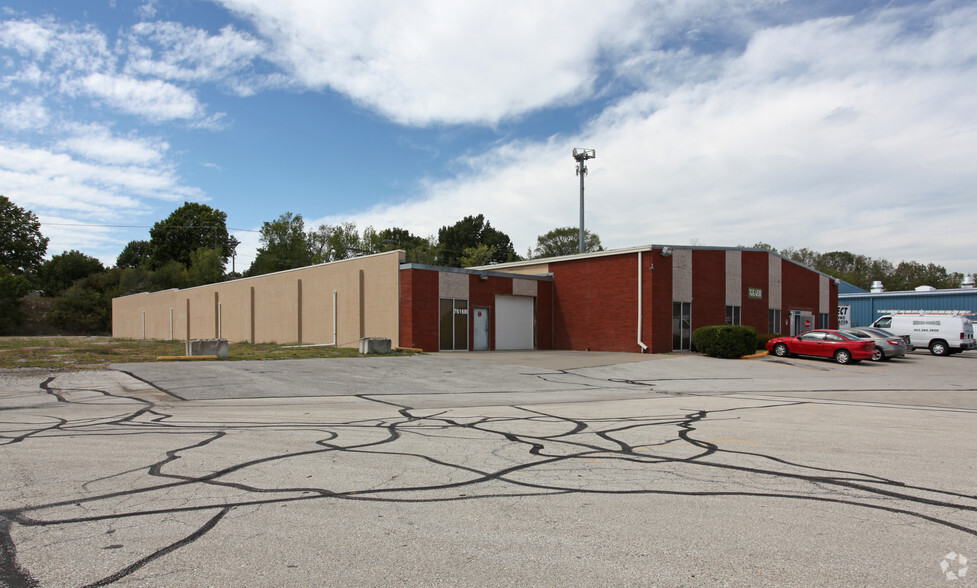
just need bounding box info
[400,245,837,353]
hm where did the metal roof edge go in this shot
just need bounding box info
[113,250,407,300]
[400,263,553,281]
[840,288,977,299]
[473,243,840,282]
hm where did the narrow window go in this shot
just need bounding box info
[725,305,741,326]
[768,309,782,334]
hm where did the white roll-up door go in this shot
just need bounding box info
[495,295,534,350]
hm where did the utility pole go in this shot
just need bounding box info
[572,148,596,254]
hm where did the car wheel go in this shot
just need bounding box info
[773,343,790,357]
[871,348,885,362]
[834,349,852,364]
[929,340,950,356]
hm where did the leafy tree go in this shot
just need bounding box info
[118,266,155,295]
[886,261,962,291]
[154,260,190,290]
[0,195,49,274]
[0,268,31,334]
[247,212,311,276]
[532,227,603,258]
[48,269,122,334]
[188,247,224,286]
[148,202,230,271]
[37,250,105,297]
[459,244,496,267]
[437,214,519,267]
[767,245,959,291]
[307,221,364,263]
[117,240,151,269]
[376,228,439,264]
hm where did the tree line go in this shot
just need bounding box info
[0,196,602,334]
[750,243,970,292]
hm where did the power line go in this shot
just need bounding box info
[42,222,260,232]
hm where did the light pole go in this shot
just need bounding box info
[572,148,596,254]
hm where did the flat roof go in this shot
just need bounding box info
[400,263,553,281]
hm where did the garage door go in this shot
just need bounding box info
[495,295,534,350]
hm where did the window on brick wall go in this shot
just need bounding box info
[769,309,781,334]
[725,305,741,326]
[819,313,830,329]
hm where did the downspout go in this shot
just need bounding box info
[637,251,648,353]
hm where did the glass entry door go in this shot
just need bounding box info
[439,298,469,351]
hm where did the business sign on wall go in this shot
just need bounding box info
[838,305,851,328]
[748,287,763,300]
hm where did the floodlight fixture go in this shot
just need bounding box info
[572,148,596,254]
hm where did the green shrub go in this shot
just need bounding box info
[692,325,758,359]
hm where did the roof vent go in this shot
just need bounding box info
[962,275,976,289]
[870,280,884,293]
[915,285,936,292]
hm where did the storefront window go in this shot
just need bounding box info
[439,298,469,351]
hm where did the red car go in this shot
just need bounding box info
[766,329,875,364]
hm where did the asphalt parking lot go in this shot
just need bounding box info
[2,350,975,586]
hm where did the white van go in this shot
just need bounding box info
[871,313,976,356]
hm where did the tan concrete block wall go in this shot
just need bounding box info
[112,251,402,347]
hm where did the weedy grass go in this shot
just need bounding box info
[0,337,395,370]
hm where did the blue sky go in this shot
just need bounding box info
[1,0,975,276]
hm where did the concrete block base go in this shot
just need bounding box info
[186,339,229,358]
[359,337,392,354]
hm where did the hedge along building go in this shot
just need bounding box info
[112,245,836,353]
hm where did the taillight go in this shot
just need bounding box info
[886,339,901,345]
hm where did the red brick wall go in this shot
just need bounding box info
[536,280,553,350]
[782,259,819,320]
[691,250,726,331]
[741,251,770,333]
[399,269,439,351]
[551,254,642,352]
[468,274,513,351]
[649,250,673,353]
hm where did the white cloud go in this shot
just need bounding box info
[76,73,204,122]
[318,2,977,274]
[0,18,55,57]
[0,96,50,130]
[56,124,168,166]
[0,136,202,220]
[124,22,268,94]
[215,0,650,125]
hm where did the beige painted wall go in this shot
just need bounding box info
[112,251,403,347]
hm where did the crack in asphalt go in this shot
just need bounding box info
[0,372,975,586]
